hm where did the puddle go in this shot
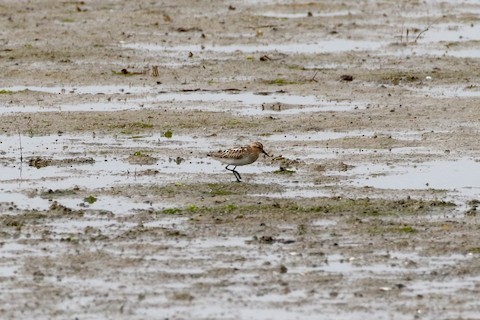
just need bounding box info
[1,133,210,159]
[237,104,362,115]
[0,241,51,258]
[292,251,471,277]
[430,48,480,58]
[0,192,52,211]
[266,131,367,142]
[149,91,320,105]
[405,276,480,296]
[0,190,176,215]
[123,39,383,54]
[0,264,19,277]
[142,217,189,229]
[312,219,337,227]
[0,105,65,115]
[140,91,365,114]
[389,46,480,58]
[399,3,480,18]
[0,91,364,115]
[409,85,480,98]
[45,218,124,234]
[416,23,480,43]
[2,85,154,95]
[290,146,439,161]
[346,158,480,197]
[258,11,358,19]
[385,22,480,58]
[265,130,424,142]
[304,63,356,70]
[0,102,150,115]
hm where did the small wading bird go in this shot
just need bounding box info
[208,141,270,182]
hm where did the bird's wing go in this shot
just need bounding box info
[209,146,247,160]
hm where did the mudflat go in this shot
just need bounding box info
[1,0,480,319]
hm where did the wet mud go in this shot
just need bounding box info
[1,0,480,319]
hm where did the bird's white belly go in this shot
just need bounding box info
[219,156,256,166]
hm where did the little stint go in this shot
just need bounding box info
[208,141,270,182]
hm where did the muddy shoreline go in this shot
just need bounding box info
[1,0,480,319]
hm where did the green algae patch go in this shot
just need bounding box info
[163,208,182,215]
[207,183,237,196]
[273,168,296,175]
[163,130,173,138]
[40,188,77,199]
[150,197,454,222]
[266,78,299,85]
[300,198,455,217]
[84,195,97,204]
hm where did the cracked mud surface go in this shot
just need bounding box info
[1,0,480,319]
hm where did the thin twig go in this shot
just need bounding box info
[18,129,23,179]
[18,129,23,162]
[414,28,428,43]
[414,17,442,43]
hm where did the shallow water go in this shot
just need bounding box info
[405,275,480,296]
[2,0,480,319]
[345,158,480,202]
[265,130,424,142]
[258,11,358,19]
[291,146,440,161]
[149,91,323,105]
[391,46,480,58]
[409,85,480,98]
[0,156,276,213]
[0,133,279,213]
[417,23,480,43]
[0,90,364,115]
[3,85,153,95]
[124,40,383,54]
[0,129,444,212]
[45,217,128,234]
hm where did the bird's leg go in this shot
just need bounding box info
[225,165,242,182]
[232,167,242,182]
[228,165,242,182]
[232,166,242,181]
